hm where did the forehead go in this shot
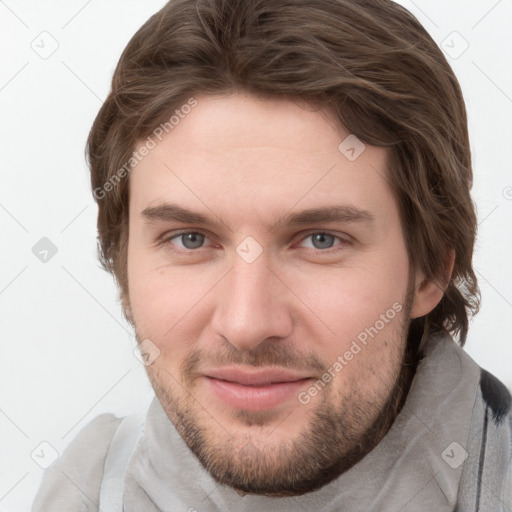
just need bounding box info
[129,93,396,229]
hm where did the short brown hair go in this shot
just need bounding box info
[87,0,479,350]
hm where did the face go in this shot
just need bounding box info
[125,93,425,496]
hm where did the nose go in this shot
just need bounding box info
[210,251,294,352]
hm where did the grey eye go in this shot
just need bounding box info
[178,232,205,249]
[309,233,336,250]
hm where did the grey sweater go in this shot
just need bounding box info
[32,333,512,511]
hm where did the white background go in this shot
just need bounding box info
[0,1,511,510]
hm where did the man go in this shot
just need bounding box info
[32,0,512,510]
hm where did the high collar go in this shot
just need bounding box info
[124,333,481,512]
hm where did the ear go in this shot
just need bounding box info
[411,249,455,319]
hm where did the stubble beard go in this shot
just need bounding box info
[139,287,418,497]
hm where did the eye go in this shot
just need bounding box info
[298,232,348,251]
[165,231,210,251]
[160,230,349,254]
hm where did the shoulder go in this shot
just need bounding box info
[456,367,512,509]
[478,368,512,425]
[32,412,124,512]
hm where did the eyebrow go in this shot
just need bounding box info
[140,203,374,231]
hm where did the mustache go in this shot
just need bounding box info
[181,339,328,382]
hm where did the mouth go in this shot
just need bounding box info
[202,367,314,411]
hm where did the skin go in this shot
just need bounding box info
[125,92,450,496]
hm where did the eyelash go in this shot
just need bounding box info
[159,230,350,255]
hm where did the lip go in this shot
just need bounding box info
[203,367,313,411]
[204,367,312,386]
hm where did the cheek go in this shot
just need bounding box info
[129,267,205,337]
[288,249,409,352]
[127,241,198,346]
